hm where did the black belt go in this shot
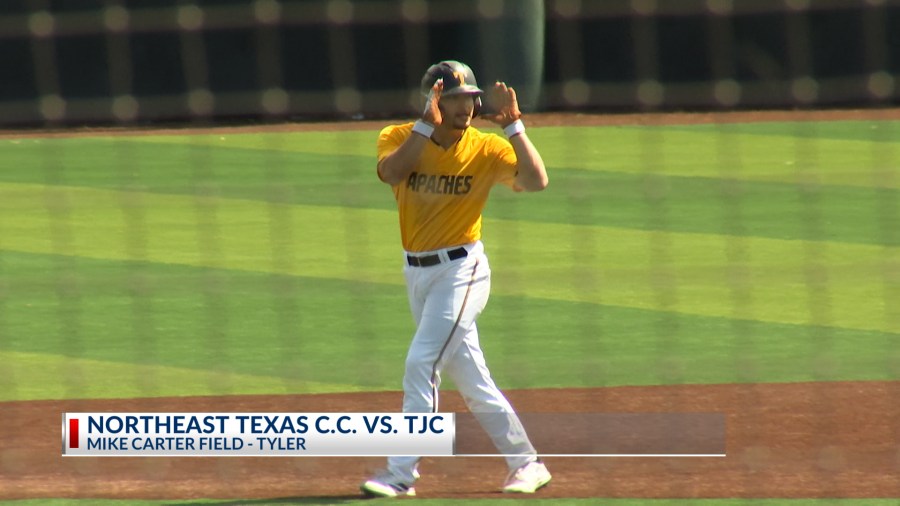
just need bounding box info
[407,247,468,267]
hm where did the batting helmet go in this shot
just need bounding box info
[420,60,483,117]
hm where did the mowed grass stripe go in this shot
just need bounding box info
[669,119,900,143]
[117,120,900,191]
[1,138,896,246]
[5,120,898,192]
[530,123,900,189]
[2,251,895,401]
[1,251,416,397]
[488,168,898,246]
[0,181,401,284]
[0,137,386,208]
[0,350,361,402]
[1,182,895,334]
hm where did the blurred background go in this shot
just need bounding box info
[1,0,898,127]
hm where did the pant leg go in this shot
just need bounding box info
[444,323,538,471]
[387,250,490,483]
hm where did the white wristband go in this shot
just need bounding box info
[503,119,525,138]
[412,120,434,138]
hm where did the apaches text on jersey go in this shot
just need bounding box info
[407,172,473,195]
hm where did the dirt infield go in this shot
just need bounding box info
[1,381,898,500]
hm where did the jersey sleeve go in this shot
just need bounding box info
[377,124,410,162]
[376,124,412,184]
[489,134,521,190]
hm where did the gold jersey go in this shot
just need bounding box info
[377,122,519,252]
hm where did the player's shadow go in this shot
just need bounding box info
[164,496,365,505]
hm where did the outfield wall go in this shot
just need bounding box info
[0,0,898,127]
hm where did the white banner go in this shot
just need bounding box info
[62,413,454,457]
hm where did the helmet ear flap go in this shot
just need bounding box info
[473,96,482,118]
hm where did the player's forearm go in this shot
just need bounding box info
[510,132,549,192]
[378,133,429,185]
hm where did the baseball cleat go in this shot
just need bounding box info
[360,471,416,498]
[502,460,551,493]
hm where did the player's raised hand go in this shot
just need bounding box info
[485,81,522,127]
[422,78,443,126]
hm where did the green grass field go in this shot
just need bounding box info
[1,119,898,503]
[2,120,897,402]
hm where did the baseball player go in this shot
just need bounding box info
[360,60,551,497]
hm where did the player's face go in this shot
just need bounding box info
[439,93,476,129]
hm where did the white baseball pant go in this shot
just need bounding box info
[386,240,538,484]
